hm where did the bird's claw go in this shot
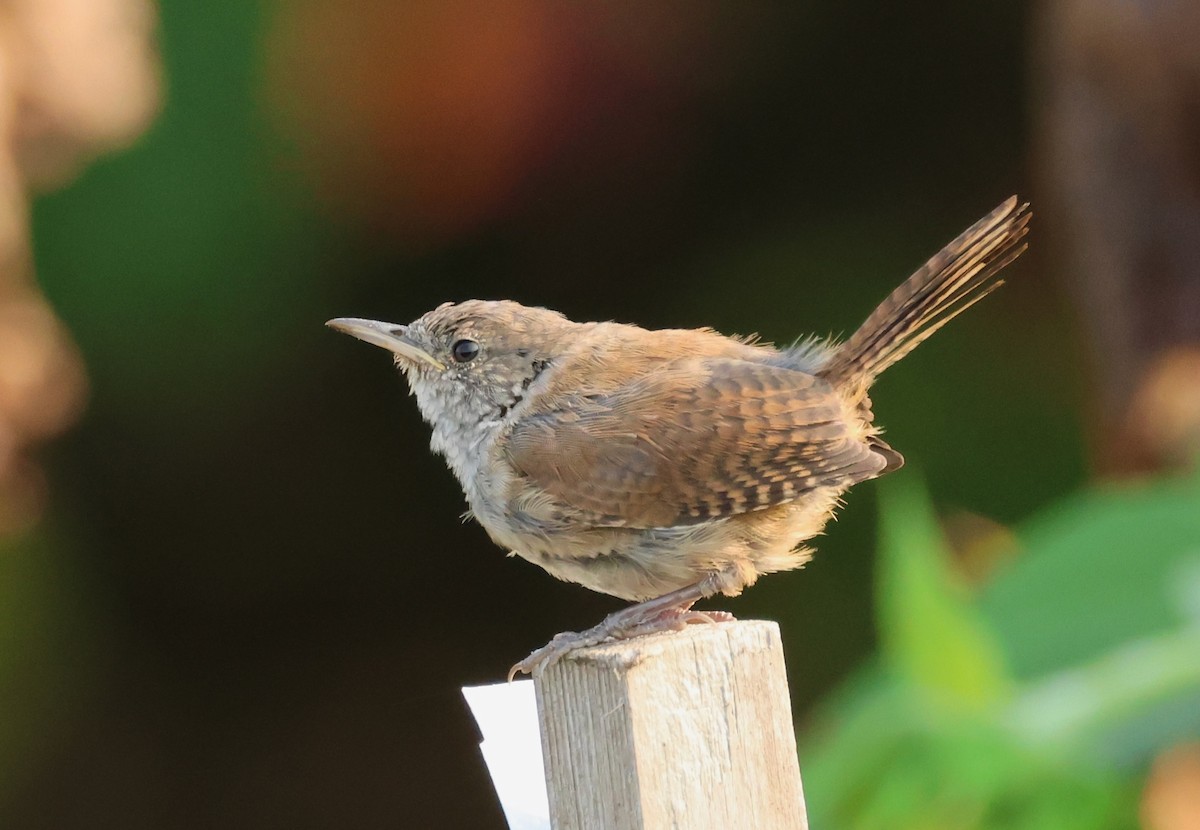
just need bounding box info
[507,630,601,681]
[506,606,736,681]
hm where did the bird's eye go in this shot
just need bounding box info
[451,339,480,363]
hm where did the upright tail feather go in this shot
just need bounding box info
[820,196,1031,389]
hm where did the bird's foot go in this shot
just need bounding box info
[622,606,736,637]
[507,599,735,681]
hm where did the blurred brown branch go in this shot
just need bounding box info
[0,0,159,534]
[1036,0,1200,475]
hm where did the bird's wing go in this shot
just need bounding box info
[502,357,889,528]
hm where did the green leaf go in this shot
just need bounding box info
[876,475,1012,709]
[1005,624,1200,768]
[984,469,1200,766]
[982,471,1200,679]
[802,676,1138,830]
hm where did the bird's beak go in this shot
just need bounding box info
[325,318,446,370]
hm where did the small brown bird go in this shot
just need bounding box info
[328,197,1030,678]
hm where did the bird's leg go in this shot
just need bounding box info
[507,582,736,680]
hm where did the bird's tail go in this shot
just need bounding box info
[819,196,1031,389]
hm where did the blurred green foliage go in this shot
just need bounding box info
[35,3,334,428]
[803,470,1200,828]
[877,480,1011,711]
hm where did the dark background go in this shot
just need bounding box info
[4,2,1197,828]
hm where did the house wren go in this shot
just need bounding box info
[328,196,1030,678]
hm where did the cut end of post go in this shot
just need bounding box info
[548,618,782,673]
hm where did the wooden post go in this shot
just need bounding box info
[533,620,808,830]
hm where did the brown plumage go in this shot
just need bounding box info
[822,195,1030,387]
[505,358,885,527]
[327,196,1030,677]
